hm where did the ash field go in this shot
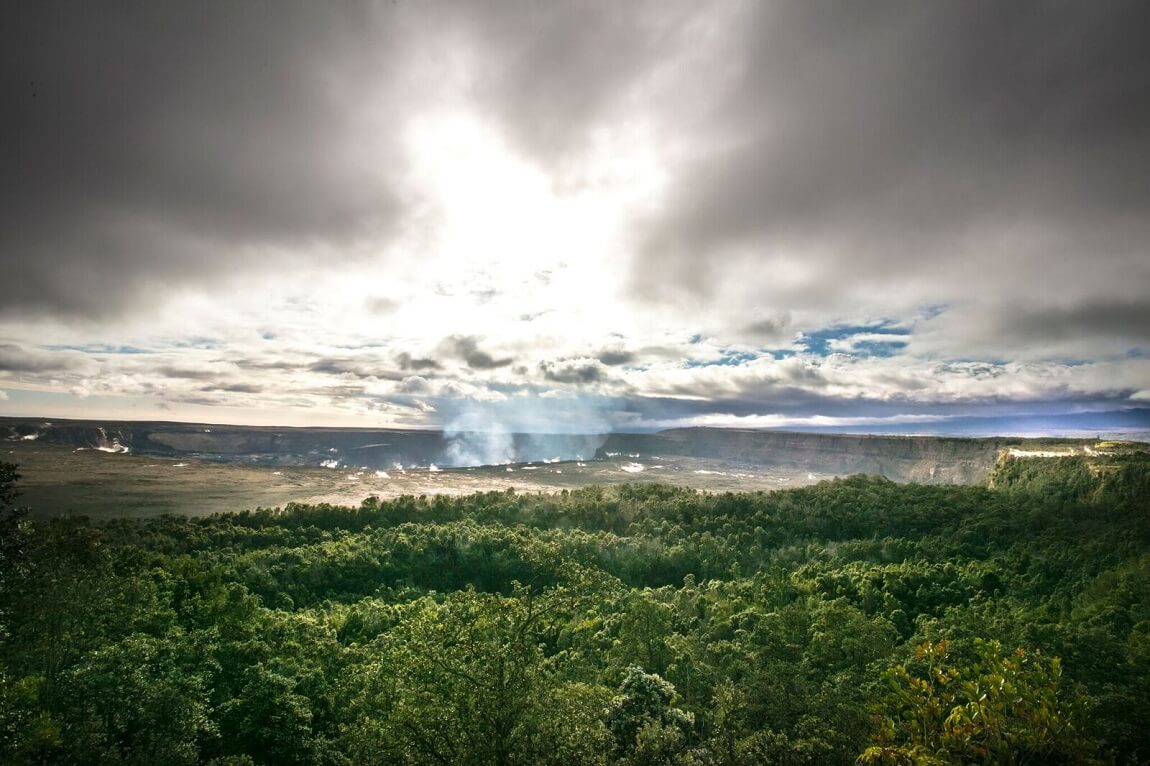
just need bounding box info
[1,417,1116,518]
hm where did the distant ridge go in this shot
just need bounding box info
[597,428,1109,484]
[4,414,1145,481]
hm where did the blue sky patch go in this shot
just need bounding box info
[850,339,909,358]
[44,344,150,355]
[684,349,759,368]
[797,322,908,357]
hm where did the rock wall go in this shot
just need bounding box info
[596,428,1094,484]
[4,418,1103,480]
[1,418,604,469]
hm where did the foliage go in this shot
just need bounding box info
[606,666,693,763]
[860,638,1099,765]
[0,458,1146,763]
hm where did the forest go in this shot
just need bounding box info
[1,452,1148,765]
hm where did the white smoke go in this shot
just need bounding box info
[439,398,614,468]
[442,405,517,467]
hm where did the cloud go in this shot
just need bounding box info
[0,1,429,319]
[440,336,513,370]
[366,297,400,315]
[429,0,703,163]
[396,353,441,372]
[69,384,93,399]
[1009,301,1150,344]
[0,2,1146,432]
[397,376,432,394]
[201,383,264,394]
[539,360,605,385]
[911,299,1150,360]
[597,349,635,366]
[156,366,220,381]
[739,315,793,344]
[0,344,92,374]
[306,356,403,380]
[626,2,1150,341]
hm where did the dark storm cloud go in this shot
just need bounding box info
[440,336,512,370]
[156,366,218,381]
[308,359,364,377]
[4,0,1148,435]
[420,0,693,162]
[0,343,90,373]
[1,1,408,318]
[307,356,405,380]
[597,349,635,367]
[1005,300,1150,345]
[912,298,1150,360]
[629,2,1150,318]
[0,0,679,321]
[539,360,604,385]
[201,382,263,395]
[740,315,793,344]
[395,353,441,373]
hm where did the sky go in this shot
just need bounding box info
[1,1,1149,434]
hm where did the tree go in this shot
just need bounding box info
[0,462,21,510]
[349,588,575,766]
[606,666,694,764]
[0,461,29,619]
[860,639,1101,765]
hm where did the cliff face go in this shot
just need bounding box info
[4,418,1106,481]
[2,419,448,467]
[596,428,1096,484]
[1,418,604,469]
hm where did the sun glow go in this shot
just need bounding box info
[391,111,666,342]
